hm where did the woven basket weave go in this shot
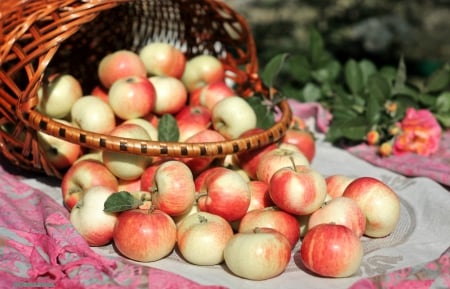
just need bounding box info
[0,0,292,178]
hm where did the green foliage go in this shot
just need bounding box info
[271,28,450,145]
[158,114,179,142]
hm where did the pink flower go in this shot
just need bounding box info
[393,108,442,156]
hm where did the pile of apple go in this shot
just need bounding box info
[36,42,401,281]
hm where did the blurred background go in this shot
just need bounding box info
[226,0,450,77]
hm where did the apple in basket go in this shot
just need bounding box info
[181,54,225,92]
[149,160,196,217]
[149,76,187,115]
[61,159,119,211]
[108,75,156,120]
[224,227,291,281]
[177,212,234,266]
[102,123,153,180]
[98,49,147,89]
[138,42,186,78]
[269,165,327,216]
[113,208,177,262]
[238,206,301,249]
[36,119,82,170]
[256,146,310,184]
[307,196,366,238]
[212,96,257,139]
[195,166,251,222]
[343,177,401,238]
[300,223,363,278]
[70,95,116,134]
[189,80,235,110]
[175,105,212,141]
[70,185,118,246]
[123,117,158,141]
[37,73,83,119]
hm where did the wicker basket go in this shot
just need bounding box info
[0,0,292,178]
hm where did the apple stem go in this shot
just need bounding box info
[289,156,297,172]
[149,186,158,194]
[197,214,208,224]
[195,192,208,202]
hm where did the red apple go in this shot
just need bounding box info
[196,167,251,222]
[139,42,186,78]
[189,80,235,110]
[224,227,291,280]
[246,180,274,212]
[300,223,363,278]
[325,174,355,199]
[113,208,177,262]
[149,76,188,115]
[269,165,327,215]
[308,196,366,238]
[177,212,234,265]
[98,49,147,89]
[281,128,316,163]
[150,160,195,217]
[108,75,156,120]
[181,54,225,92]
[238,206,300,249]
[70,186,118,246]
[90,85,109,103]
[256,147,310,184]
[233,128,277,180]
[343,177,400,238]
[175,105,212,141]
[61,159,119,211]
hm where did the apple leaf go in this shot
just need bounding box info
[158,114,179,142]
[104,191,142,213]
[246,96,275,130]
[261,53,290,90]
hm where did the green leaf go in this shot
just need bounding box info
[158,114,179,142]
[261,53,290,89]
[302,83,322,102]
[311,60,341,83]
[309,28,324,66]
[104,191,143,213]
[435,112,450,128]
[392,57,407,95]
[286,54,311,82]
[368,74,391,101]
[345,59,363,95]
[359,59,377,86]
[246,96,275,129]
[426,68,450,93]
[365,96,381,125]
[436,92,450,112]
[326,118,369,142]
[418,93,437,107]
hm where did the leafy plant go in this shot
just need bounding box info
[267,28,450,147]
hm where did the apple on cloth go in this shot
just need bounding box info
[0,164,226,289]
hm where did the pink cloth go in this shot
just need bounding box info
[0,165,227,289]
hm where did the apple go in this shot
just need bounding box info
[61,159,119,210]
[148,76,187,115]
[325,174,355,199]
[256,147,310,184]
[98,49,147,89]
[108,75,156,120]
[113,208,177,262]
[308,196,366,238]
[139,160,164,192]
[90,85,109,103]
[123,117,158,141]
[246,180,274,211]
[37,119,82,170]
[196,167,251,222]
[343,177,400,238]
[189,80,235,110]
[175,105,212,141]
[224,227,291,280]
[37,73,83,119]
[139,42,186,78]
[281,128,316,163]
[118,177,141,193]
[70,95,116,134]
[181,54,225,92]
[181,129,226,175]
[102,123,153,180]
[238,206,300,249]
[70,186,118,246]
[233,128,277,180]
[212,96,257,139]
[269,165,327,216]
[172,202,199,225]
[300,223,363,278]
[150,160,195,217]
[177,212,234,266]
